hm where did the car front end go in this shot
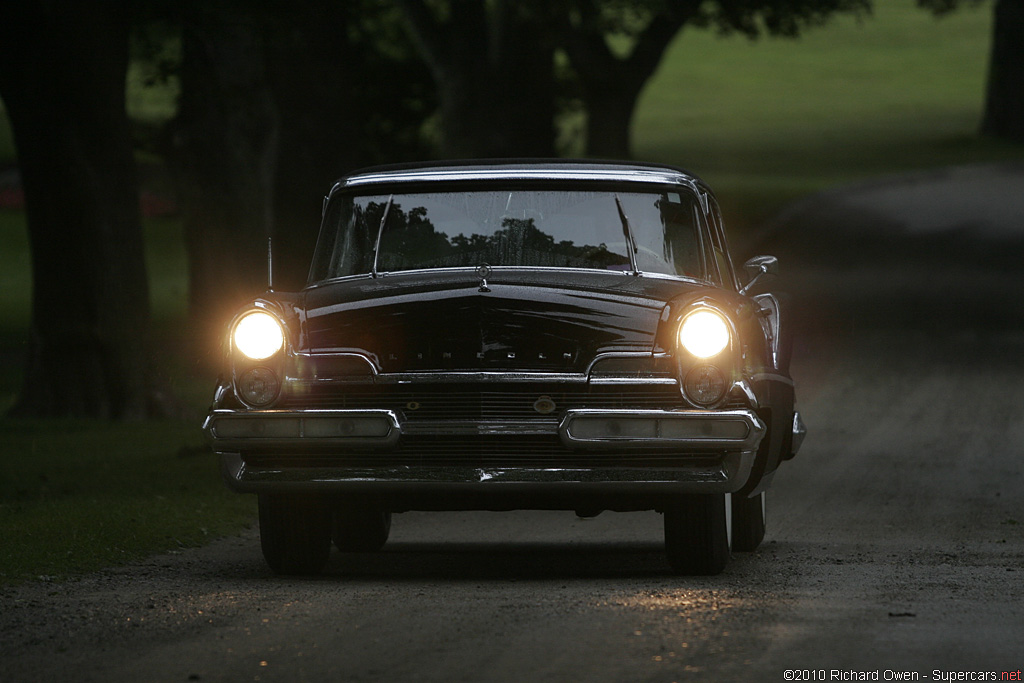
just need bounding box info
[203,161,802,575]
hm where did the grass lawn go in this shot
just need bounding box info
[0,0,1021,584]
[0,208,254,585]
[634,0,1023,232]
[0,420,254,583]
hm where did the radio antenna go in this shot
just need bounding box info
[267,237,274,292]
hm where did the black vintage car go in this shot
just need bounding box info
[203,160,805,576]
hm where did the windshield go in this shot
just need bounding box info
[310,188,707,282]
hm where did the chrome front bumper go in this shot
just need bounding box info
[205,408,766,497]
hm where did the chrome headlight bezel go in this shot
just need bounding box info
[675,303,739,409]
[235,366,281,407]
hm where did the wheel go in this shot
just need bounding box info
[664,493,732,575]
[258,494,332,575]
[731,491,766,552]
[332,510,392,552]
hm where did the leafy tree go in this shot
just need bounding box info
[560,0,870,158]
[394,0,558,157]
[0,2,162,418]
[395,1,870,159]
[161,0,433,346]
[163,2,279,348]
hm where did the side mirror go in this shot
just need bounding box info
[739,255,779,295]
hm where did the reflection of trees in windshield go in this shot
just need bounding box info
[310,190,705,281]
[376,205,630,272]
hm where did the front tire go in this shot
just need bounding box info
[664,493,732,575]
[258,494,332,575]
[731,491,766,552]
[332,510,392,552]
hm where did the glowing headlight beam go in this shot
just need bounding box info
[679,309,730,359]
[233,311,285,360]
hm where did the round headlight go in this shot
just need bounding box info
[234,311,284,360]
[679,309,730,359]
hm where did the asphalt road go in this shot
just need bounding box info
[2,166,1022,682]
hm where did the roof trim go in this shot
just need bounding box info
[333,159,707,193]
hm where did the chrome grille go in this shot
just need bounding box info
[278,383,685,420]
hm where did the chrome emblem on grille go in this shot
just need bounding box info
[476,263,491,292]
[533,395,556,414]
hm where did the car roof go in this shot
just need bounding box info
[332,159,711,194]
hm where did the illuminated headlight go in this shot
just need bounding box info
[234,311,284,360]
[679,309,730,358]
[237,367,280,406]
[683,364,727,406]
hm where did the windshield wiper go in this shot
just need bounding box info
[615,195,640,276]
[371,194,394,278]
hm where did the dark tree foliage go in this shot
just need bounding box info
[160,0,433,348]
[0,2,162,418]
[393,1,870,160]
[395,0,558,157]
[164,2,279,350]
[916,0,984,14]
[695,0,871,37]
[268,2,433,291]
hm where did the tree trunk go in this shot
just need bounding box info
[267,6,361,293]
[585,83,644,159]
[980,0,1024,142]
[166,5,279,350]
[398,0,557,158]
[0,2,157,419]
[563,3,693,160]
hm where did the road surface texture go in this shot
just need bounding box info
[2,164,1022,682]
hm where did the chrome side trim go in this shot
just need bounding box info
[292,351,378,374]
[791,411,807,456]
[730,379,759,408]
[752,293,781,368]
[587,377,678,386]
[748,372,795,387]
[584,350,658,374]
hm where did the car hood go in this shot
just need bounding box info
[300,270,706,373]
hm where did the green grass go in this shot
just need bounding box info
[633,0,1023,231]
[0,419,254,583]
[0,206,248,585]
[2,0,1023,583]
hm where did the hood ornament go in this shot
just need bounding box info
[476,263,491,293]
